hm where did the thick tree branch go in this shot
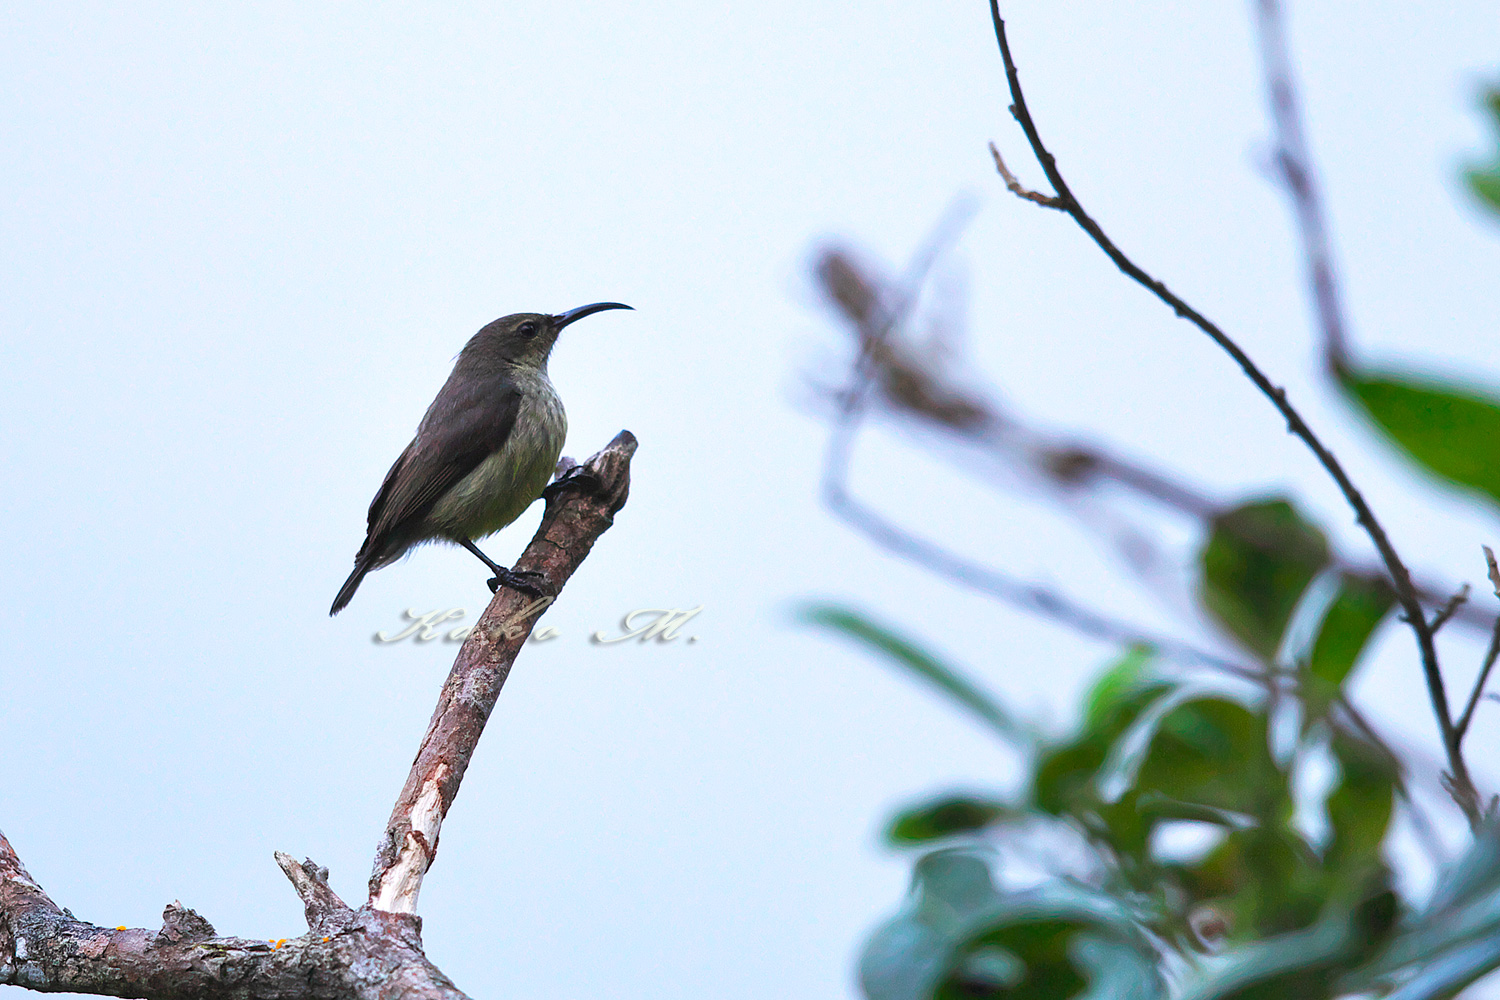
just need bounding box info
[2,432,638,998]
[369,431,637,912]
[984,3,1479,826]
[1,830,462,999]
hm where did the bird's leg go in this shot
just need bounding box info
[458,538,549,597]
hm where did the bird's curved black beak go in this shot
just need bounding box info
[552,301,633,330]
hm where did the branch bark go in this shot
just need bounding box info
[1,830,460,1000]
[1,430,639,999]
[369,430,637,912]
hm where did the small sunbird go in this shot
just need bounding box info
[330,302,631,615]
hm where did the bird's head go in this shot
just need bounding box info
[472,302,633,371]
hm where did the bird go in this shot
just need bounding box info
[330,302,632,615]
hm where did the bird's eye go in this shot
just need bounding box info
[518,321,540,339]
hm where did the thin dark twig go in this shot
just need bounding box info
[989,142,1065,209]
[823,475,1262,681]
[817,221,1263,683]
[1457,548,1500,743]
[1251,0,1350,374]
[984,2,1478,826]
[1429,584,1472,635]
[1457,617,1500,743]
[811,252,1500,638]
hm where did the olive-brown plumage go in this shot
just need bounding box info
[330,302,631,615]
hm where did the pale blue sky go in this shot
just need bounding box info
[4,2,1500,997]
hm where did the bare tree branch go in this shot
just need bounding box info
[814,243,1500,712]
[814,248,1263,681]
[812,243,1500,640]
[1251,0,1352,374]
[369,431,637,912]
[984,2,1479,826]
[1429,584,1472,635]
[1,432,639,998]
[823,472,1264,682]
[1457,619,1500,745]
[276,854,354,937]
[1457,547,1500,744]
[988,142,1065,210]
[1,829,462,1000]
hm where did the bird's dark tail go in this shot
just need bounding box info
[330,560,372,616]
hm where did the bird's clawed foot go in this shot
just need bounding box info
[543,465,605,502]
[487,567,552,598]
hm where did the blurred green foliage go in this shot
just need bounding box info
[1200,499,1329,658]
[804,487,1490,996]
[808,527,1500,997]
[1331,88,1500,517]
[1341,373,1500,511]
[1465,89,1500,215]
[797,605,1025,742]
[803,76,1500,1000]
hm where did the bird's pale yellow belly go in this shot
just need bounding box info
[424,385,566,541]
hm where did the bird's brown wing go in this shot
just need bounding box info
[359,383,522,556]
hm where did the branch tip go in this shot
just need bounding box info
[275,851,351,932]
[988,141,1065,209]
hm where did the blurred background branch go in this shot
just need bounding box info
[801,1,1500,996]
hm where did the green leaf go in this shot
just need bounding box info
[1471,169,1500,214]
[861,852,1001,1000]
[1132,698,1282,821]
[1176,891,1396,1000]
[939,919,1088,999]
[1324,731,1396,874]
[1342,370,1500,510]
[887,795,1012,845]
[1200,500,1331,659]
[1033,676,1175,817]
[1465,89,1500,216]
[859,850,1166,1000]
[798,603,1024,743]
[1134,791,1250,828]
[1083,645,1155,732]
[943,899,1166,1000]
[1176,827,1326,940]
[1124,698,1319,930]
[1306,574,1395,704]
[1358,820,1500,997]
